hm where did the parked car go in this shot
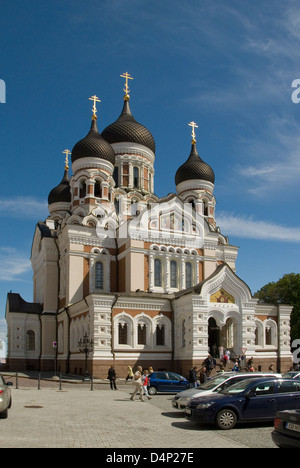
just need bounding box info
[0,374,12,419]
[185,378,300,430]
[272,409,300,448]
[172,372,282,410]
[148,372,189,395]
[282,371,300,380]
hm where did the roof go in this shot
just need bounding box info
[174,263,252,299]
[6,293,42,315]
[101,98,156,153]
[71,118,115,165]
[175,142,215,186]
[48,168,71,205]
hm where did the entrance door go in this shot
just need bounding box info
[208,318,220,358]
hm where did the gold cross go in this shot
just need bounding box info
[188,121,198,143]
[62,149,71,170]
[89,95,101,117]
[120,72,133,99]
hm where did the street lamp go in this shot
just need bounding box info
[78,333,94,381]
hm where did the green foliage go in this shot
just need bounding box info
[255,273,300,342]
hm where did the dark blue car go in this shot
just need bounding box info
[185,378,300,430]
[148,372,189,395]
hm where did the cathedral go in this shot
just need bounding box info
[5,75,293,377]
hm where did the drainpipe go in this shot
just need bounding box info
[170,298,175,372]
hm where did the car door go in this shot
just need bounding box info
[276,380,300,412]
[154,372,170,392]
[241,381,277,421]
[167,373,187,392]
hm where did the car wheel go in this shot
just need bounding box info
[0,409,8,419]
[215,409,237,430]
[148,386,157,396]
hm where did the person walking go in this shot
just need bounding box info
[130,366,145,401]
[142,370,151,400]
[107,365,118,390]
[126,366,134,383]
[188,366,198,389]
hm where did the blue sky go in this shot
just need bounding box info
[1,0,300,343]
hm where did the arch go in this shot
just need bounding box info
[264,319,277,347]
[113,312,134,348]
[255,319,264,347]
[26,330,35,351]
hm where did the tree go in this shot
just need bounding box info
[255,273,300,342]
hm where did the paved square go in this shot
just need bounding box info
[0,385,250,449]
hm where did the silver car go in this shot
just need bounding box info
[172,372,282,410]
[0,374,12,419]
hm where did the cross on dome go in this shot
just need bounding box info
[188,121,198,144]
[89,95,101,119]
[120,72,133,101]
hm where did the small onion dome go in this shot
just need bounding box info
[71,117,115,165]
[48,168,71,205]
[175,142,215,186]
[101,98,156,153]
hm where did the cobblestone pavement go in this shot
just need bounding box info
[0,376,277,449]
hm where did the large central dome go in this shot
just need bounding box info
[101,98,156,154]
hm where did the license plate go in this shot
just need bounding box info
[186,408,192,415]
[286,422,300,433]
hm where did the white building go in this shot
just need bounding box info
[5,79,293,377]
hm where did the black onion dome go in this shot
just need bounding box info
[71,118,115,165]
[101,99,156,153]
[175,143,215,186]
[48,169,71,205]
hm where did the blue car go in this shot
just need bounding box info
[148,372,189,395]
[185,378,300,430]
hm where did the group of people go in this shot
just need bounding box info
[107,365,154,402]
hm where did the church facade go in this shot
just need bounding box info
[5,77,293,377]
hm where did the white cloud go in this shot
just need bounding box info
[0,197,47,219]
[217,212,300,243]
[0,248,31,281]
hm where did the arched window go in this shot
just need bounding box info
[119,323,128,345]
[154,259,162,287]
[266,327,272,345]
[26,330,35,351]
[79,180,87,199]
[95,262,104,290]
[114,197,120,216]
[156,324,165,346]
[186,262,192,289]
[138,324,147,345]
[113,167,119,187]
[94,180,102,198]
[170,260,178,288]
[133,167,139,189]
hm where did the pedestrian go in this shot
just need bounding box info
[107,365,118,390]
[232,361,239,372]
[126,366,134,382]
[130,366,145,402]
[199,367,207,385]
[269,363,274,373]
[188,366,198,389]
[142,370,151,400]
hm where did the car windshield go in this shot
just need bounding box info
[221,379,255,395]
[199,375,231,391]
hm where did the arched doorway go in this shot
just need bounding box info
[208,317,220,358]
